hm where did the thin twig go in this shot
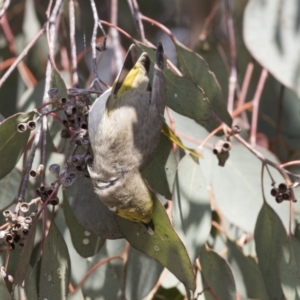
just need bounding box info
[40,0,63,185]
[199,0,220,41]
[73,254,123,293]
[281,160,300,168]
[90,0,100,78]
[0,24,46,88]
[234,134,292,185]
[127,0,146,42]
[250,68,268,146]
[237,60,254,130]
[224,0,237,114]
[275,84,285,145]
[109,0,123,73]
[69,0,79,87]
[120,243,130,299]
[0,0,10,20]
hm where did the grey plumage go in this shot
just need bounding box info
[88,44,166,224]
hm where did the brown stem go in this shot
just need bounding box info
[250,68,268,146]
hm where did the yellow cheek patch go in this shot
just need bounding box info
[116,66,140,96]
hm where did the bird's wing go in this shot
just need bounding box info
[88,87,111,147]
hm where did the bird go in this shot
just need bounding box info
[88,43,166,227]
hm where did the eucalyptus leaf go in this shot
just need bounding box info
[0,279,10,300]
[125,247,164,300]
[0,168,22,211]
[136,42,232,134]
[227,239,270,300]
[200,247,236,300]
[116,193,195,291]
[142,134,177,199]
[174,42,232,128]
[200,142,291,233]
[0,112,34,180]
[244,0,300,99]
[254,203,287,299]
[279,236,300,299]
[64,175,123,239]
[25,260,40,300]
[39,222,71,300]
[48,69,68,151]
[63,194,105,258]
[51,68,68,100]
[172,155,211,263]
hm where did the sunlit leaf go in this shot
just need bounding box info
[200,247,236,300]
[200,142,290,233]
[64,175,123,239]
[172,155,211,263]
[63,194,105,257]
[0,112,34,180]
[244,0,300,99]
[254,203,287,299]
[279,236,300,299]
[116,193,195,291]
[39,222,71,300]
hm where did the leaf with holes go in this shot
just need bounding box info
[63,194,105,257]
[64,175,123,239]
[39,222,71,300]
[116,193,195,291]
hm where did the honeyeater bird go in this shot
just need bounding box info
[88,43,166,227]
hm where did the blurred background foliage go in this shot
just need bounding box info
[0,0,300,299]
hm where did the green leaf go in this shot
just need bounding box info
[48,69,68,151]
[51,68,68,100]
[200,142,290,233]
[39,222,71,300]
[172,155,211,262]
[227,239,270,300]
[0,168,22,213]
[25,261,40,300]
[174,42,232,127]
[0,112,34,180]
[0,279,10,300]
[135,42,232,134]
[125,247,164,300]
[63,194,105,257]
[279,236,300,299]
[142,134,177,199]
[64,175,123,239]
[254,203,287,299]
[244,0,300,99]
[200,247,236,300]
[14,221,37,285]
[116,193,195,291]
